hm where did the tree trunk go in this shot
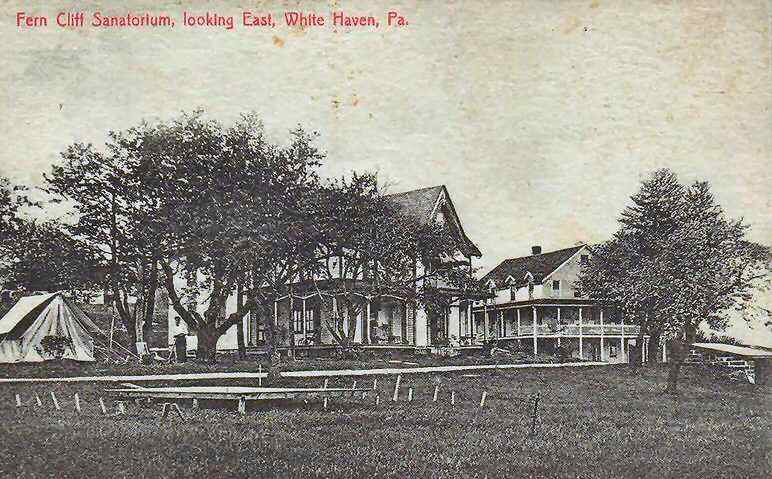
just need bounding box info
[125,319,138,357]
[665,338,685,394]
[287,295,295,359]
[196,325,219,363]
[236,284,247,360]
[647,331,660,365]
[628,330,644,371]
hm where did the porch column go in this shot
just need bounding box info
[288,295,295,354]
[517,308,521,336]
[599,308,605,361]
[532,306,538,355]
[662,341,667,363]
[621,337,625,363]
[302,298,307,336]
[363,298,371,345]
[333,296,342,336]
[578,307,583,359]
[402,300,408,345]
[556,307,561,347]
[274,300,278,325]
[483,301,489,341]
[414,307,429,347]
[468,302,473,339]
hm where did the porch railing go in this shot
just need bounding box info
[515,324,640,336]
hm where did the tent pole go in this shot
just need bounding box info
[108,303,116,354]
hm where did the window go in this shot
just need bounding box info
[580,255,589,265]
[257,325,265,342]
[305,309,315,332]
[293,310,303,332]
[552,280,560,291]
[509,287,516,302]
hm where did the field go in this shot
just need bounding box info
[0,364,769,478]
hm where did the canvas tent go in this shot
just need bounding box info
[0,292,102,363]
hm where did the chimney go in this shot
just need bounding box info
[531,245,542,255]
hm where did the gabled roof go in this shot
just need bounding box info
[386,185,482,257]
[482,245,586,286]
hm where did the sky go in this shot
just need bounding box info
[1,1,770,341]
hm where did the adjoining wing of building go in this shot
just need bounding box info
[474,244,652,363]
[167,185,486,355]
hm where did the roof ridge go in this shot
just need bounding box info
[384,184,444,197]
[500,244,585,263]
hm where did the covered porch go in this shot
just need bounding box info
[471,300,648,363]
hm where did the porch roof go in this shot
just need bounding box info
[692,343,772,359]
[473,298,599,310]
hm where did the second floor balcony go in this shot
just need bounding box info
[516,324,641,337]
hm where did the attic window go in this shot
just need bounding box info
[552,280,560,291]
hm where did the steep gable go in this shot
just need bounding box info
[386,185,444,225]
[386,185,482,257]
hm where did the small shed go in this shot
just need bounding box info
[691,342,772,385]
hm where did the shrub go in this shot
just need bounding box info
[37,335,73,359]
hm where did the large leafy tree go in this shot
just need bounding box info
[578,169,769,392]
[0,177,27,236]
[0,220,102,298]
[308,173,484,351]
[45,132,170,352]
[147,112,322,362]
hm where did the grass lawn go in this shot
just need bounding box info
[0,365,768,478]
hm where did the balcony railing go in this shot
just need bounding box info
[516,324,640,336]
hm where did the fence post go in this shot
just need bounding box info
[99,397,108,415]
[451,391,455,406]
[50,392,60,411]
[408,388,413,402]
[35,393,42,407]
[15,394,21,408]
[529,392,540,437]
[74,393,82,413]
[392,374,402,402]
[433,384,439,402]
[480,391,487,408]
